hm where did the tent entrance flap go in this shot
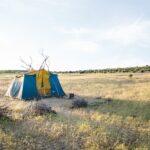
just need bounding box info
[36,69,51,96]
[22,74,38,100]
[50,74,65,97]
[5,78,22,98]
[10,79,22,97]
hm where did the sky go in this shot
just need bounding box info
[0,0,150,71]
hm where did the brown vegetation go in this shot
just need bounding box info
[0,73,150,149]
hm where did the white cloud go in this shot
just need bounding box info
[99,20,150,46]
[60,20,150,48]
[64,40,99,53]
[60,27,93,35]
[36,0,69,6]
[100,25,139,44]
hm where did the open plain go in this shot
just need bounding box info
[0,73,150,150]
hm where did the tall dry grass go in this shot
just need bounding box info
[0,73,149,150]
[60,73,150,101]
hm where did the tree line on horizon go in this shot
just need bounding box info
[58,65,150,74]
[0,65,150,74]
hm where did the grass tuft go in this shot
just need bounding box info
[21,101,57,118]
[71,99,88,108]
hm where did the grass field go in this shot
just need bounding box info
[0,73,150,150]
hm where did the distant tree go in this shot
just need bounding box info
[129,74,133,79]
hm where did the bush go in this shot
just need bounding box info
[71,99,88,108]
[22,101,56,118]
[0,105,8,118]
[129,74,133,79]
[0,111,3,118]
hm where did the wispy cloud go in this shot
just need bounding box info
[64,40,99,53]
[36,0,69,6]
[99,20,150,46]
[60,19,150,49]
[60,27,93,35]
[0,0,70,14]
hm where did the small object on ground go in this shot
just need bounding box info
[0,111,3,118]
[0,144,3,150]
[131,115,136,118]
[69,93,74,99]
[95,96,102,99]
[105,98,113,102]
[71,99,88,108]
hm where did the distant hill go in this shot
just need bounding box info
[0,65,150,74]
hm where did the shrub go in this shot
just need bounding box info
[129,74,133,79]
[0,111,3,118]
[71,99,88,108]
[22,101,56,118]
[0,106,8,118]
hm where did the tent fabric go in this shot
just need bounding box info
[5,77,22,98]
[5,69,65,100]
[11,79,22,97]
[50,74,65,97]
[22,74,38,100]
[36,69,50,96]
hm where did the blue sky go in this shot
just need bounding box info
[0,0,150,71]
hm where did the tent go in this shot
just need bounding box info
[5,69,65,100]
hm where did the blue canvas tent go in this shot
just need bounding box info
[5,69,65,100]
[50,74,65,97]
